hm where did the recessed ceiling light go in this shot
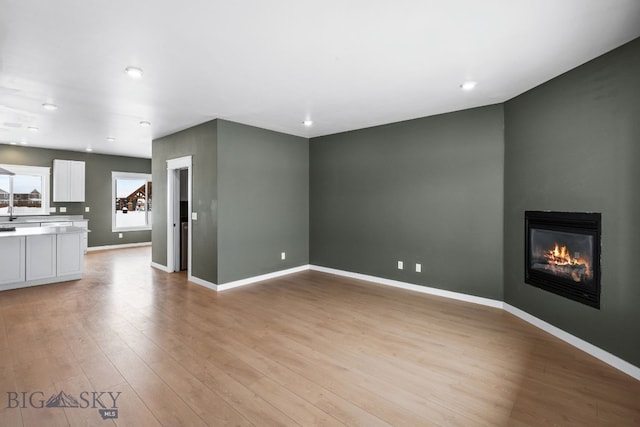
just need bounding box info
[460,81,477,91]
[139,120,151,127]
[106,137,116,142]
[125,67,144,78]
[42,103,58,111]
[303,119,313,127]
[86,147,93,152]
[28,126,39,132]
[20,141,27,145]
[9,142,17,145]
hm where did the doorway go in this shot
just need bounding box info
[167,156,192,274]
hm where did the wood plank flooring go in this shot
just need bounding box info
[0,246,638,426]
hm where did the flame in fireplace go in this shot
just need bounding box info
[543,243,591,281]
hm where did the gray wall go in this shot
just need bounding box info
[152,120,218,283]
[504,38,640,365]
[216,120,309,284]
[0,144,151,247]
[310,105,504,299]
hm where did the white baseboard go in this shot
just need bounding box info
[216,265,311,291]
[310,265,504,309]
[150,262,171,273]
[504,304,640,381]
[88,242,152,252]
[188,275,218,291]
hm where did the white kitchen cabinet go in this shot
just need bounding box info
[26,234,57,281]
[73,220,89,253]
[57,232,83,276]
[0,226,84,292]
[53,159,85,202]
[0,236,26,285]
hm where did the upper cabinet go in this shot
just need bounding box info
[53,159,85,202]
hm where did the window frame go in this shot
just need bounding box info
[112,171,152,232]
[0,164,51,217]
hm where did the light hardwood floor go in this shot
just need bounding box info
[0,247,638,426]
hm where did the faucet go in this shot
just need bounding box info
[8,205,17,221]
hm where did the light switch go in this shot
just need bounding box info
[191,212,198,220]
[85,206,90,212]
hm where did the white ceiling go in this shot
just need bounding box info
[1,0,639,159]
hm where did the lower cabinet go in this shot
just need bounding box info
[0,232,83,291]
[0,236,26,285]
[57,232,83,276]
[26,234,57,281]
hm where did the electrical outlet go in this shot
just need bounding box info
[397,261,404,270]
[416,263,422,273]
[85,206,90,212]
[191,212,198,220]
[281,252,286,260]
[118,233,123,239]
[60,207,67,213]
[49,207,56,213]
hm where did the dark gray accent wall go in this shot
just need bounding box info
[217,120,309,284]
[504,38,640,365]
[152,120,218,283]
[0,144,151,247]
[310,105,504,299]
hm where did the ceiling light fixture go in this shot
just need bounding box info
[86,147,93,152]
[10,142,17,145]
[303,119,313,127]
[20,141,27,145]
[125,66,144,78]
[460,81,477,91]
[28,126,39,132]
[42,103,58,111]
[139,120,151,127]
[106,137,116,142]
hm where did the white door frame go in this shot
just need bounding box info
[166,156,192,273]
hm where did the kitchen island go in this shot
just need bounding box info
[0,225,85,291]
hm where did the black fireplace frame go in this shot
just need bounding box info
[525,211,601,309]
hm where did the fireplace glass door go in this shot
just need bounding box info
[525,211,601,308]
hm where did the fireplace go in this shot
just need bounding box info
[525,211,601,308]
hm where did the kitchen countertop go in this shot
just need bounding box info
[0,225,86,238]
[0,215,87,226]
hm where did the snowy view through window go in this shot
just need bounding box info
[114,178,152,229]
[0,173,44,214]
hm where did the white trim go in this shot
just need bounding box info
[166,156,192,275]
[310,265,504,309]
[188,275,218,291]
[504,304,640,381]
[150,261,171,273]
[217,265,311,291]
[87,242,151,252]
